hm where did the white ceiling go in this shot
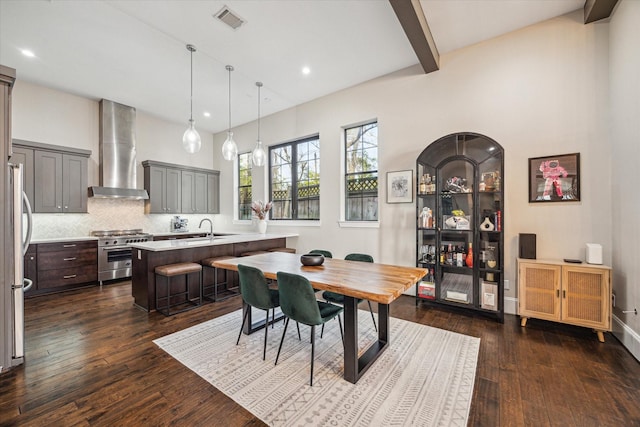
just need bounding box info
[0,0,584,135]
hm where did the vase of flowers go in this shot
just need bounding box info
[251,200,272,234]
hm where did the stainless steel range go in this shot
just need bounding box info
[91,229,152,284]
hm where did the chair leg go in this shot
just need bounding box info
[367,300,378,332]
[296,322,301,341]
[337,315,344,343]
[237,306,250,345]
[275,317,290,366]
[263,309,269,361]
[320,323,324,338]
[271,308,275,329]
[310,325,315,386]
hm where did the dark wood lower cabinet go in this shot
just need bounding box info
[25,240,98,296]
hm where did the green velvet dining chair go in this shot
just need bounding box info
[309,249,332,258]
[275,271,344,386]
[237,264,281,361]
[321,253,377,335]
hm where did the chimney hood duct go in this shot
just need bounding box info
[89,99,149,200]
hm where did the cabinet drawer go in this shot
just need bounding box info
[37,240,96,253]
[38,265,97,289]
[38,248,97,271]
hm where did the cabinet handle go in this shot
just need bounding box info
[29,256,35,260]
[563,290,566,299]
[63,274,77,279]
[64,206,68,209]
[57,206,61,210]
[556,289,560,298]
[63,257,77,261]
[63,244,76,248]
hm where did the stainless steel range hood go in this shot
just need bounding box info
[89,99,149,200]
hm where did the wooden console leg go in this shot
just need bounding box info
[596,330,605,343]
[520,317,528,327]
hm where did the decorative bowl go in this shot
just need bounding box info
[300,253,325,266]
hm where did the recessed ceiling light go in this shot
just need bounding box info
[302,66,311,75]
[203,111,211,118]
[21,49,35,58]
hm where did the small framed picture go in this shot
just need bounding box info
[528,153,580,202]
[387,170,413,203]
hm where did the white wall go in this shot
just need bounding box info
[609,0,640,359]
[11,80,218,237]
[215,10,611,303]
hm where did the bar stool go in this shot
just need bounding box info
[155,262,202,316]
[268,247,296,253]
[201,255,238,302]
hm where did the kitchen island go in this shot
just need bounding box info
[129,232,298,311]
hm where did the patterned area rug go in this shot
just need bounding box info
[154,309,480,426]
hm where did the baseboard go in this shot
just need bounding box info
[504,297,517,315]
[612,314,640,362]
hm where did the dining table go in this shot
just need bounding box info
[214,251,427,384]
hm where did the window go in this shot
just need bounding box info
[345,122,378,221]
[269,135,320,220]
[238,152,252,220]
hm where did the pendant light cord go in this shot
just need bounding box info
[257,83,261,139]
[189,48,193,121]
[227,65,233,133]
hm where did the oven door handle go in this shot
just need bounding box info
[101,246,131,251]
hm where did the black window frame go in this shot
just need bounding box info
[237,152,252,220]
[345,121,379,221]
[268,135,320,221]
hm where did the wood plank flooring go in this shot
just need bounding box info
[1,281,639,426]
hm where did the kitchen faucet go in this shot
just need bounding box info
[199,218,213,238]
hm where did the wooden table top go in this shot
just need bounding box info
[214,252,427,305]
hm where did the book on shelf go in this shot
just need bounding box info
[418,281,435,299]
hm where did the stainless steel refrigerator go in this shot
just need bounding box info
[1,163,33,371]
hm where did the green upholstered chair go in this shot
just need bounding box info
[309,249,333,258]
[275,271,344,386]
[321,253,377,334]
[237,264,281,361]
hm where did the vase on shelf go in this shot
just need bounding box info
[257,219,267,234]
[480,216,495,231]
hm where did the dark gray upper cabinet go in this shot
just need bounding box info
[143,160,218,214]
[10,145,34,205]
[14,140,90,213]
[207,172,220,214]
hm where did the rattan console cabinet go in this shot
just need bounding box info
[517,258,611,342]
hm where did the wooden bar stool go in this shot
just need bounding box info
[201,255,239,302]
[155,262,202,316]
[268,247,296,254]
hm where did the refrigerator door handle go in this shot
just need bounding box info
[23,278,33,292]
[22,191,33,256]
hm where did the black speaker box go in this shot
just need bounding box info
[519,233,536,259]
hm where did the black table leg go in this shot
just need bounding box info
[343,297,389,384]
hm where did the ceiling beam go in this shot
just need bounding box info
[389,0,439,74]
[584,0,619,23]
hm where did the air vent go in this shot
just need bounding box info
[214,6,245,30]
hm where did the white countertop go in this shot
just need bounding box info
[31,236,99,244]
[129,233,298,252]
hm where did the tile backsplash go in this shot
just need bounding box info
[30,198,217,240]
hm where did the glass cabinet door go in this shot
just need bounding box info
[416,132,504,321]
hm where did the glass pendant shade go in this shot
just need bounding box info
[222,65,237,161]
[183,44,201,154]
[222,131,237,161]
[182,119,201,153]
[252,140,266,166]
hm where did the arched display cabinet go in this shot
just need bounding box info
[415,132,504,321]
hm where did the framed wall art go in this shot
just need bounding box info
[528,153,580,203]
[387,170,413,203]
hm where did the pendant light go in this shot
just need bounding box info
[182,44,201,154]
[252,82,267,167]
[221,65,238,161]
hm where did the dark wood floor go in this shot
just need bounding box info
[1,281,639,426]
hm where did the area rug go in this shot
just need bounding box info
[154,309,480,426]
